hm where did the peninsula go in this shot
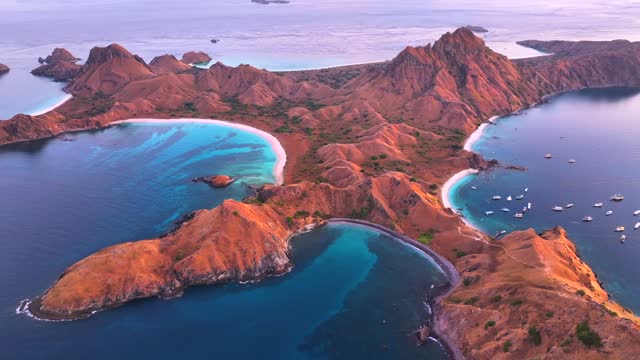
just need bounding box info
[4,28,640,359]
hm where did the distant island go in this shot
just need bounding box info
[464,25,488,33]
[0,63,9,75]
[252,0,291,4]
[4,28,640,359]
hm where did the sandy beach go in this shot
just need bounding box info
[28,94,73,116]
[112,118,287,185]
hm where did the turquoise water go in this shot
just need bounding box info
[450,87,640,313]
[0,123,450,359]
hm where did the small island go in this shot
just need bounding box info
[464,25,489,33]
[0,63,9,75]
[192,175,236,188]
[252,0,291,4]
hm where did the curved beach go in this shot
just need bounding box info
[29,93,73,116]
[112,118,287,185]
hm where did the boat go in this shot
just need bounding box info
[499,230,507,235]
[522,207,528,212]
[552,206,563,212]
[507,196,513,201]
[527,202,532,210]
[611,194,624,202]
[524,187,529,192]
[615,226,625,232]
[620,235,626,243]
[593,203,603,208]
[582,216,593,222]
[634,210,640,216]
[501,208,510,212]
[471,186,478,190]
[515,195,524,200]
[492,195,502,200]
[485,211,494,216]
[568,159,576,163]
[565,203,574,208]
[514,213,524,218]
[635,222,640,230]
[606,210,613,216]
[544,154,552,159]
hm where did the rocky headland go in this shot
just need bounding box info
[31,48,82,81]
[4,28,640,359]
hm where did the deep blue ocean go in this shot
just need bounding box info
[449,87,640,314]
[0,122,450,359]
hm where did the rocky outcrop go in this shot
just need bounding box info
[0,63,9,75]
[192,175,236,188]
[181,51,212,65]
[31,48,82,81]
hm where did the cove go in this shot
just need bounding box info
[1,122,450,359]
[449,87,640,314]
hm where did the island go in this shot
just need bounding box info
[180,51,212,65]
[0,63,9,75]
[252,0,291,4]
[192,175,236,188]
[2,28,640,359]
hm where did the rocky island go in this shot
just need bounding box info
[0,63,9,75]
[180,51,212,65]
[32,48,82,81]
[3,28,640,359]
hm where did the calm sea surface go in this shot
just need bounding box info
[3,0,640,118]
[450,87,640,314]
[0,122,450,359]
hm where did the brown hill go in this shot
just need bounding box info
[181,51,212,65]
[31,48,82,81]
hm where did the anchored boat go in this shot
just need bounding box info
[611,194,624,202]
[516,195,524,200]
[485,211,494,216]
[501,208,510,212]
[565,203,574,208]
[620,235,626,243]
[594,203,603,208]
[634,210,640,216]
[514,213,524,218]
[552,206,563,212]
[493,195,502,200]
[544,154,552,159]
[635,222,640,230]
[615,226,625,232]
[606,210,613,216]
[582,216,593,222]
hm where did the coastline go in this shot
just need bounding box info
[28,93,73,116]
[111,118,287,185]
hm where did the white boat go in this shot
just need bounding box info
[501,208,510,212]
[620,235,626,243]
[582,216,593,222]
[615,226,625,232]
[593,203,603,208]
[492,195,502,200]
[552,206,563,212]
[499,230,507,235]
[471,186,478,190]
[544,154,552,159]
[527,202,532,210]
[635,222,640,230]
[606,210,613,216]
[524,187,529,192]
[507,196,513,201]
[565,203,575,208]
[516,195,524,200]
[514,213,524,218]
[522,207,528,213]
[634,210,640,216]
[611,194,624,202]
[568,159,576,163]
[485,211,494,216]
